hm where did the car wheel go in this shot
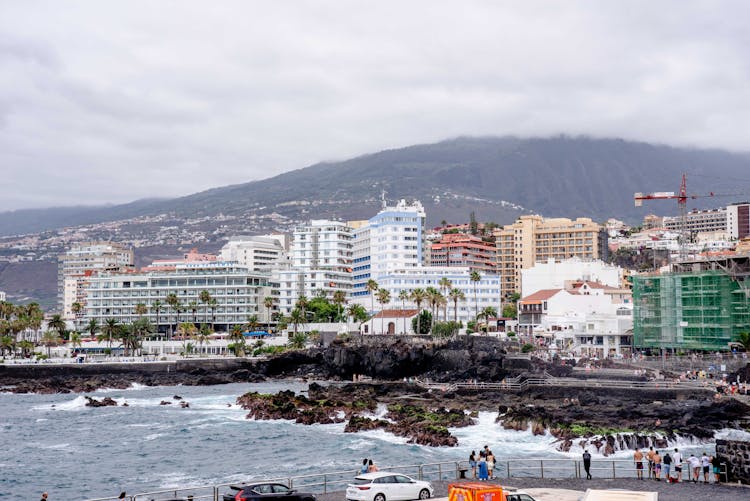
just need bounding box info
[418,489,430,500]
[374,493,386,501]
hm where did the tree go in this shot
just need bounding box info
[296,295,309,323]
[410,288,428,335]
[737,331,750,351]
[469,211,478,235]
[188,300,199,324]
[151,299,163,336]
[366,279,379,316]
[398,289,411,334]
[71,302,82,319]
[425,287,442,331]
[69,332,82,351]
[289,308,305,336]
[245,315,260,332]
[347,304,368,332]
[438,278,453,321]
[208,298,218,331]
[288,332,308,350]
[199,290,212,326]
[85,318,100,339]
[449,288,466,324]
[40,330,61,358]
[48,314,67,340]
[134,303,148,318]
[263,296,275,333]
[470,271,481,327]
[502,303,518,320]
[332,290,347,323]
[376,288,391,334]
[229,324,245,356]
[126,318,153,356]
[477,306,498,334]
[166,293,180,339]
[0,335,15,357]
[176,322,197,357]
[411,311,432,335]
[101,318,119,350]
[197,323,212,354]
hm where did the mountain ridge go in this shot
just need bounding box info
[3,135,750,237]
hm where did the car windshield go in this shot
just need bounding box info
[352,478,373,485]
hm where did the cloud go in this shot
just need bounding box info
[1,0,749,211]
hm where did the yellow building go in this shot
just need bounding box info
[494,215,608,297]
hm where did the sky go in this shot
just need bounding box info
[1,0,749,211]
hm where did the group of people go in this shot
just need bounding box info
[633,447,723,483]
[360,459,379,474]
[468,445,496,480]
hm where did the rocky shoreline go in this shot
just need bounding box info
[3,337,749,452]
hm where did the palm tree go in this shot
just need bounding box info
[289,308,305,336]
[0,335,15,357]
[151,299,163,337]
[188,300,199,324]
[288,332,308,350]
[229,324,245,356]
[245,314,260,333]
[425,287,441,331]
[197,323,211,355]
[134,303,148,318]
[410,288,427,335]
[366,279,379,316]
[477,306,498,335]
[69,332,82,351]
[376,288,391,334]
[263,296,275,333]
[48,314,67,340]
[199,290,212,327]
[17,339,34,358]
[296,295,309,322]
[101,318,120,352]
[176,322,197,357]
[332,290,347,323]
[398,289,410,334]
[438,278,453,321]
[40,330,61,358]
[347,304,368,333]
[166,293,180,339]
[449,288,466,324]
[85,318,100,339]
[208,298,218,331]
[737,331,750,351]
[71,302,82,328]
[127,318,153,356]
[470,271,482,328]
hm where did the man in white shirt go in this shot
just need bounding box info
[687,454,701,483]
[672,448,683,483]
[701,452,711,483]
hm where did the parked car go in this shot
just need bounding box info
[222,482,317,501]
[503,490,537,501]
[346,472,433,501]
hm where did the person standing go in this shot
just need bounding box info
[367,459,378,472]
[701,452,710,483]
[634,448,644,480]
[360,459,369,475]
[711,454,722,483]
[652,451,662,481]
[469,450,477,478]
[662,452,672,482]
[486,449,495,479]
[477,452,489,481]
[646,447,655,479]
[672,448,683,483]
[40,493,48,501]
[688,454,701,482]
[582,450,592,479]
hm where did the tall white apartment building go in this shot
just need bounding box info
[83,261,275,333]
[219,235,287,272]
[351,199,426,305]
[663,208,727,236]
[277,220,353,314]
[521,257,623,297]
[375,266,501,325]
[58,242,134,320]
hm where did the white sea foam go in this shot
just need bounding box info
[346,438,376,451]
[714,428,750,441]
[34,395,89,411]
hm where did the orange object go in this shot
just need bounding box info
[448,482,504,501]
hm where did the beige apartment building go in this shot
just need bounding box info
[494,215,608,298]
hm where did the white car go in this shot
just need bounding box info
[346,472,434,501]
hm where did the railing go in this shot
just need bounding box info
[417,377,711,392]
[83,458,729,501]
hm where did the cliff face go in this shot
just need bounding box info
[257,337,508,381]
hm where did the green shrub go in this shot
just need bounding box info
[521,343,536,353]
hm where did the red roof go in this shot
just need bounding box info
[519,289,562,304]
[570,281,619,291]
[372,309,420,318]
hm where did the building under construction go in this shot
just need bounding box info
[633,254,750,351]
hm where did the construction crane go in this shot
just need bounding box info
[634,173,748,261]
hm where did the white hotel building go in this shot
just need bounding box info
[351,199,426,308]
[375,266,502,325]
[277,220,353,314]
[84,261,276,333]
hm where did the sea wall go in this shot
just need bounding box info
[716,439,750,484]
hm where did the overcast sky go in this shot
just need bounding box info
[1,1,749,211]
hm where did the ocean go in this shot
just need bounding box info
[0,381,728,500]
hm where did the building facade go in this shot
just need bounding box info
[83,261,275,333]
[374,266,501,325]
[351,199,426,303]
[663,208,727,236]
[727,202,750,240]
[430,233,497,272]
[521,257,623,297]
[494,215,608,298]
[277,220,353,313]
[58,242,134,320]
[219,235,287,272]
